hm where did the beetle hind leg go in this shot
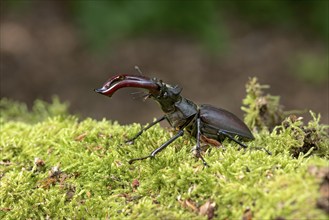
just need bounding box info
[217,130,271,155]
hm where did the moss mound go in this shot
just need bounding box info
[1,80,328,219]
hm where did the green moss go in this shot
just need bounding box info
[1,82,328,219]
[0,96,69,124]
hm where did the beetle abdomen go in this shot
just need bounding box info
[199,104,254,141]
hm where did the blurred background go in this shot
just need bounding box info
[0,0,328,124]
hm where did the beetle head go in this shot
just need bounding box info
[153,82,183,112]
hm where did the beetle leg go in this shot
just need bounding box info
[128,129,184,164]
[126,116,166,144]
[196,117,208,166]
[217,130,248,149]
[217,130,272,155]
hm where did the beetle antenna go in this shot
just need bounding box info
[134,66,143,75]
[131,91,145,99]
[131,91,150,101]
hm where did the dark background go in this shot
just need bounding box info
[1,0,328,124]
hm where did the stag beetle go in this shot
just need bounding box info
[95,71,271,166]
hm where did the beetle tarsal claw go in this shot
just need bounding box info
[191,147,209,167]
[257,147,272,155]
[128,155,152,164]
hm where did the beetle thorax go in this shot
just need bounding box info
[165,98,198,129]
[150,82,198,128]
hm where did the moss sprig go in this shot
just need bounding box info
[242,77,284,131]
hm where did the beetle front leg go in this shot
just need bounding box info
[126,116,166,144]
[128,129,184,164]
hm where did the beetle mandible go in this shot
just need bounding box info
[95,71,270,166]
